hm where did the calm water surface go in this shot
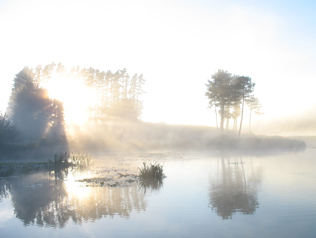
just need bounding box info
[1,149,316,238]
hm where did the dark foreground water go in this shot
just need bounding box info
[1,149,316,238]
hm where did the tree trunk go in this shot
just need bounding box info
[249,110,252,134]
[215,106,218,130]
[226,117,229,131]
[220,105,224,134]
[238,94,245,138]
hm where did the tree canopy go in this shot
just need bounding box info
[7,68,65,142]
[33,63,146,120]
[6,63,146,142]
[206,69,258,135]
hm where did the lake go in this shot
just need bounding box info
[1,149,316,238]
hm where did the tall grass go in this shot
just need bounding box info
[47,152,92,170]
[70,153,92,169]
[47,152,93,181]
[138,161,165,180]
[47,152,69,171]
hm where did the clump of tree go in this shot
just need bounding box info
[205,69,262,136]
[7,67,66,142]
[6,63,145,143]
[33,63,146,120]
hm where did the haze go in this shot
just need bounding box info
[1,0,316,135]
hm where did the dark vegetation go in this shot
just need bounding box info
[138,161,165,180]
[7,67,66,143]
[47,152,92,172]
[1,62,146,159]
[0,65,306,160]
[138,161,165,194]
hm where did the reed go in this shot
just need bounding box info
[70,153,92,170]
[47,152,92,172]
[138,161,165,180]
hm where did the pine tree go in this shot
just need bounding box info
[206,70,235,134]
[235,76,255,137]
[7,68,66,142]
[246,96,263,134]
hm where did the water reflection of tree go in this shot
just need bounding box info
[209,157,262,219]
[139,179,164,195]
[0,172,147,228]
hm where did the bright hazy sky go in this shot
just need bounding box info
[1,0,316,126]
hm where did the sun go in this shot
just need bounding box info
[44,74,97,125]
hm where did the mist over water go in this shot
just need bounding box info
[1,0,316,236]
[0,66,313,238]
[1,150,316,238]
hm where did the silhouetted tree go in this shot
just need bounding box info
[7,68,66,142]
[235,76,255,137]
[206,71,257,135]
[9,64,146,130]
[42,62,56,84]
[46,99,67,141]
[232,104,241,131]
[56,62,66,75]
[34,65,42,85]
[206,70,238,134]
[129,73,138,100]
[246,96,263,134]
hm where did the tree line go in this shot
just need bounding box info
[33,63,146,120]
[5,63,146,142]
[205,69,262,135]
[1,66,261,148]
